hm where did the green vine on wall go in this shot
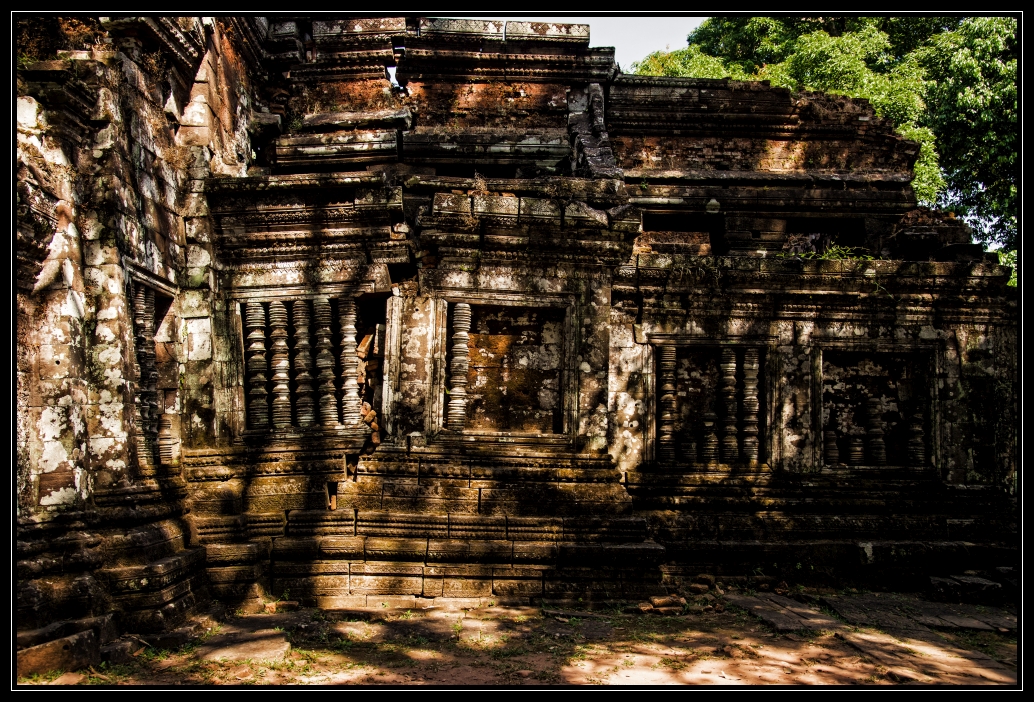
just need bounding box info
[776,244,875,261]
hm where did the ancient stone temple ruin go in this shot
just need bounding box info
[16,17,1017,651]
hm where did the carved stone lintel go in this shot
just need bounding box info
[658,345,677,463]
[446,302,471,431]
[244,301,270,429]
[338,298,361,426]
[719,347,739,463]
[741,347,759,462]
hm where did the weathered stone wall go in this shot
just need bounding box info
[16,17,256,637]
[16,16,1017,653]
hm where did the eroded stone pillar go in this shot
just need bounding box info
[866,396,887,465]
[741,348,760,462]
[269,301,292,429]
[132,284,159,469]
[446,302,471,431]
[339,298,361,426]
[701,410,719,464]
[658,345,676,463]
[908,412,926,467]
[244,301,269,429]
[720,347,739,463]
[292,300,316,428]
[314,297,339,427]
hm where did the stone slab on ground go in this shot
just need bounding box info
[759,594,841,630]
[141,622,203,650]
[727,595,814,632]
[17,629,100,678]
[857,632,1017,685]
[820,595,932,635]
[825,593,1016,633]
[835,631,936,684]
[948,603,1017,632]
[101,639,147,665]
[835,630,1015,685]
[198,629,291,663]
[48,672,87,686]
[903,600,1016,632]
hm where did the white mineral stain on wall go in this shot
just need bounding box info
[38,406,64,443]
[185,317,213,360]
[40,441,70,474]
[97,346,123,366]
[40,486,77,506]
[90,437,116,458]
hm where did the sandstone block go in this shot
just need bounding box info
[17,629,99,678]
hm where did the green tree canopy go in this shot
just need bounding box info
[632,16,1017,249]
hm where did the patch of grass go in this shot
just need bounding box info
[947,629,1014,662]
[139,647,172,662]
[660,656,691,671]
[18,669,65,684]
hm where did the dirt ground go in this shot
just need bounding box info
[17,598,1018,688]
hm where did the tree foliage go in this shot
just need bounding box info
[631,16,1017,248]
[919,18,1018,248]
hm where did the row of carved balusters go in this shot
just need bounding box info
[132,285,159,469]
[658,346,761,465]
[823,403,926,466]
[244,298,362,430]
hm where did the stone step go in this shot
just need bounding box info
[285,510,648,541]
[99,547,206,594]
[271,535,664,568]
